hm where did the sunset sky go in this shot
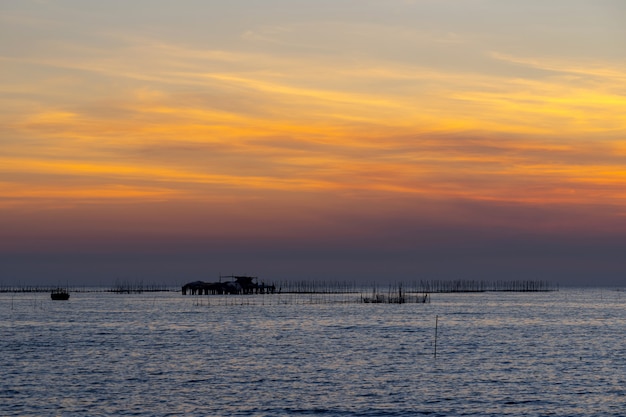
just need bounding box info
[2,0,626,286]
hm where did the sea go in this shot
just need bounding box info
[1,287,624,416]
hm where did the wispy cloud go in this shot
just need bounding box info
[2,2,626,236]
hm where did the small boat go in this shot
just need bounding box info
[51,288,70,300]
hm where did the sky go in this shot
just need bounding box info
[1,0,626,287]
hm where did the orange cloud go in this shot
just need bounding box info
[2,31,625,232]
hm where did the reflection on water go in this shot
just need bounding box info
[1,289,624,416]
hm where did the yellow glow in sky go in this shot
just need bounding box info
[2,1,626,284]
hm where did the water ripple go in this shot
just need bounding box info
[1,289,625,416]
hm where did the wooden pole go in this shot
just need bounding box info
[434,315,439,359]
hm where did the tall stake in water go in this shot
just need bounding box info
[434,315,439,359]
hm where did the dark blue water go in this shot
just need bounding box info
[1,288,624,416]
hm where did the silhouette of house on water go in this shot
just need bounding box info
[182,275,276,295]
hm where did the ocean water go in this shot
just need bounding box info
[1,288,624,416]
